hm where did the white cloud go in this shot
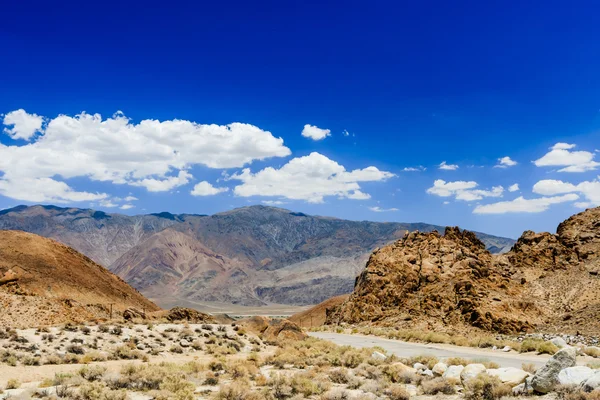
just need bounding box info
[124,196,138,202]
[190,181,229,196]
[426,180,503,201]
[342,129,350,137]
[261,200,286,206]
[438,161,459,170]
[130,170,192,192]
[120,204,135,210]
[534,143,599,172]
[0,177,107,203]
[301,124,331,141]
[100,199,119,208]
[473,194,579,214]
[532,178,600,207]
[369,206,399,212]
[495,156,517,168]
[0,110,291,202]
[508,183,520,192]
[2,109,44,140]
[402,166,426,172]
[230,152,395,203]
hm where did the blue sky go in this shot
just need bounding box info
[0,1,599,238]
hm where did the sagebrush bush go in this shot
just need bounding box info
[464,373,512,400]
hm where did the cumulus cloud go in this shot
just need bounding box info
[0,177,107,203]
[301,124,331,140]
[508,183,520,192]
[190,181,229,196]
[230,152,395,203]
[438,161,459,170]
[426,180,503,201]
[0,110,291,202]
[369,206,399,212]
[402,166,426,172]
[124,196,138,202]
[534,143,599,172]
[473,194,579,214]
[2,109,44,140]
[533,178,600,208]
[120,204,135,210]
[495,156,517,168]
[261,200,286,206]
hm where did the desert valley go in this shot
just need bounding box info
[1,204,600,399]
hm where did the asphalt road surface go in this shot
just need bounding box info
[309,332,554,369]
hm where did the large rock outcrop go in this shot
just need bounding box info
[328,207,600,334]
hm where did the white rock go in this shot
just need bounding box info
[492,345,498,350]
[551,337,569,349]
[413,362,426,370]
[531,347,577,393]
[432,362,448,376]
[443,365,464,383]
[582,372,600,392]
[371,351,386,361]
[180,339,191,347]
[502,346,512,352]
[404,384,418,396]
[461,364,487,383]
[420,369,434,377]
[486,367,530,386]
[557,366,594,386]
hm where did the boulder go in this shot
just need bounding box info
[432,362,448,376]
[486,367,530,386]
[420,369,434,377]
[443,365,465,383]
[551,337,569,349]
[502,346,512,352]
[413,362,426,370]
[179,339,191,348]
[582,372,600,392]
[371,351,386,361]
[531,347,577,393]
[461,364,487,383]
[557,366,594,386]
[512,377,534,396]
[123,307,145,321]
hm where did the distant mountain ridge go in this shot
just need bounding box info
[0,204,516,306]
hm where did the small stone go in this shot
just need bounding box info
[461,364,487,383]
[551,337,569,349]
[420,369,434,377]
[413,362,426,370]
[502,346,511,352]
[371,351,386,361]
[432,362,448,376]
[180,339,191,348]
[443,365,465,383]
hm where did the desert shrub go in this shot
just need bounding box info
[537,341,559,355]
[44,354,63,365]
[269,374,293,400]
[213,382,261,400]
[328,368,351,384]
[170,345,184,354]
[587,362,600,370]
[5,379,21,389]
[160,374,195,400]
[21,355,41,365]
[204,372,219,385]
[446,357,469,366]
[78,382,127,400]
[554,385,600,400]
[321,388,352,400]
[383,364,418,384]
[78,365,107,381]
[421,377,456,395]
[520,338,544,353]
[464,373,512,400]
[522,362,537,373]
[67,344,86,355]
[360,378,389,396]
[470,358,500,369]
[385,384,411,400]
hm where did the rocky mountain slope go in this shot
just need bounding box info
[0,230,159,327]
[327,206,600,335]
[0,205,203,266]
[0,204,515,307]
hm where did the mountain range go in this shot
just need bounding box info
[0,204,516,307]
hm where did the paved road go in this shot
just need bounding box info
[309,332,553,369]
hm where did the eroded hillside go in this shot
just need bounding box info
[328,207,600,335]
